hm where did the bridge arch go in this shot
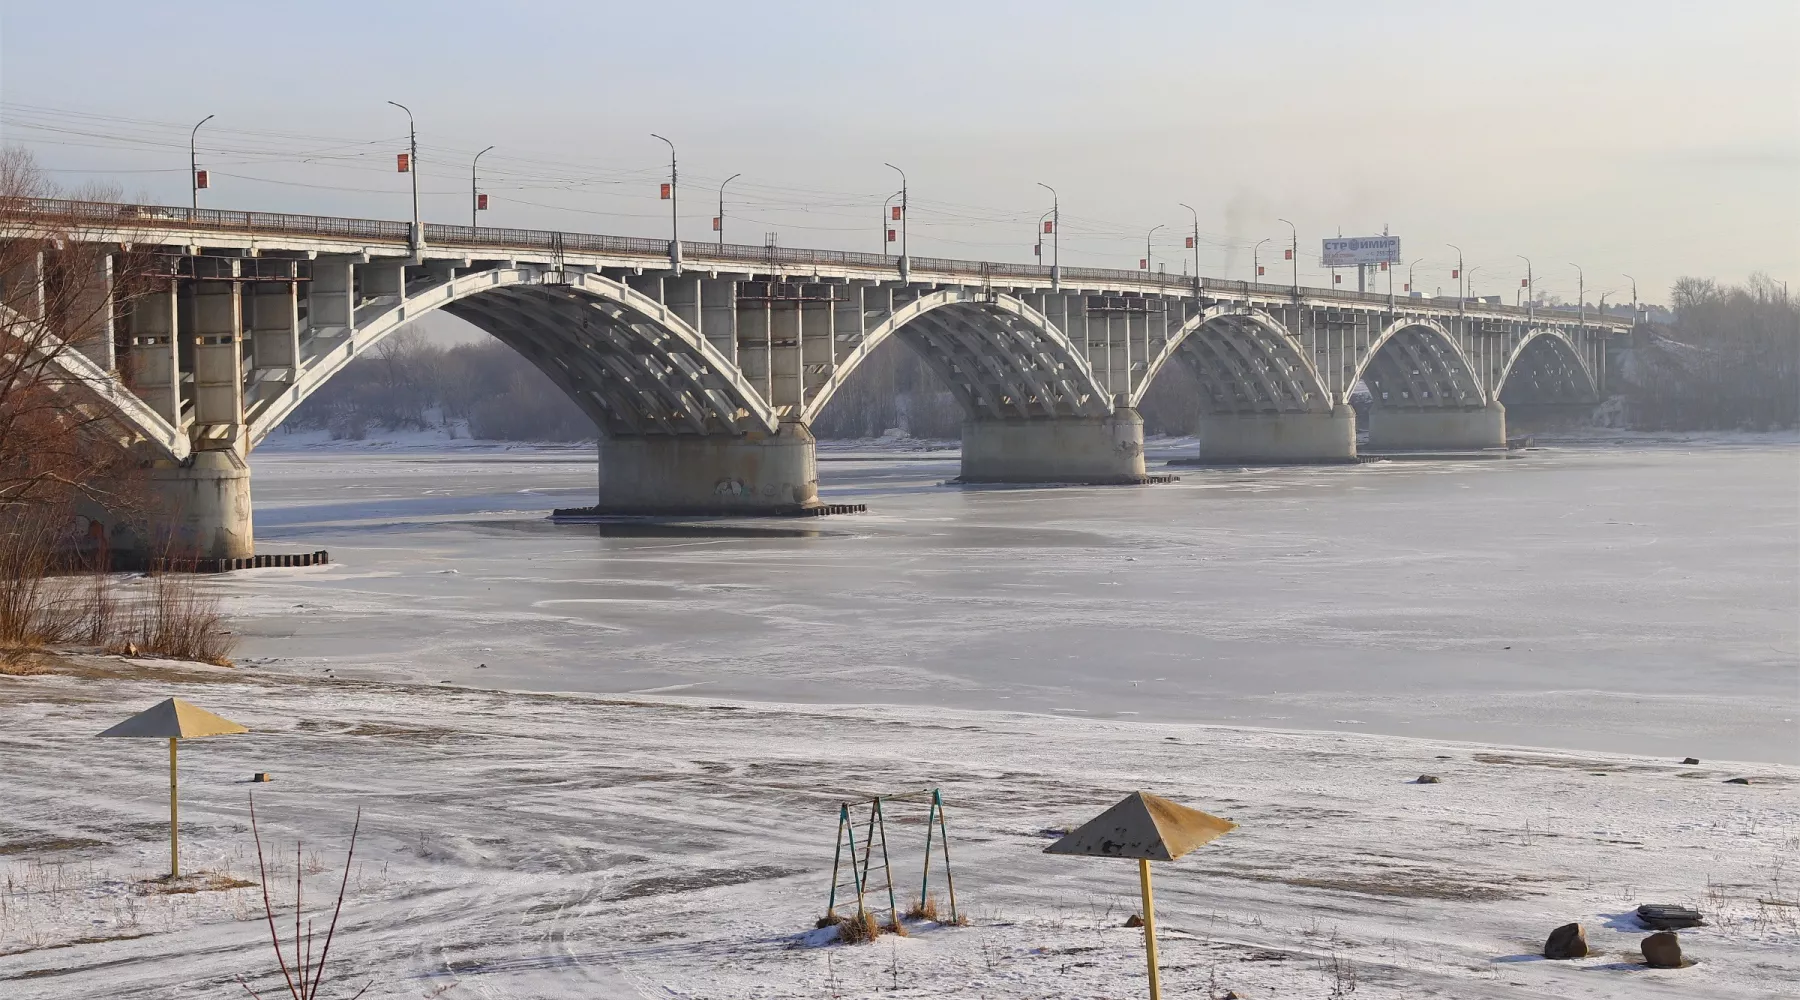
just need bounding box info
[800,288,1111,425]
[1496,327,1598,405]
[1130,305,1331,414]
[0,303,192,460]
[246,267,778,450]
[1355,317,1487,410]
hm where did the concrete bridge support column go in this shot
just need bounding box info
[1195,406,1358,464]
[106,451,255,562]
[1365,400,1507,452]
[593,421,820,514]
[959,408,1148,484]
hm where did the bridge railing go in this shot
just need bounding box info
[3,197,1627,329]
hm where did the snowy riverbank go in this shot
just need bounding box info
[2,658,1794,999]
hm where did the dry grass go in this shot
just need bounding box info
[0,650,52,675]
[904,894,940,922]
[834,908,881,945]
[136,872,258,896]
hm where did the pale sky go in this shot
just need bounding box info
[2,1,1794,307]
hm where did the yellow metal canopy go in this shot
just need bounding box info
[97,698,248,739]
[1045,791,1236,862]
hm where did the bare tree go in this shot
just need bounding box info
[0,146,161,525]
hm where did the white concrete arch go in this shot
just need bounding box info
[1133,305,1331,413]
[0,303,191,461]
[1356,316,1487,409]
[799,288,1110,424]
[1496,327,1598,403]
[246,267,777,450]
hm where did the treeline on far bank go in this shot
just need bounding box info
[1612,275,1797,431]
[284,275,1798,443]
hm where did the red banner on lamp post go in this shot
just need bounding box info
[396,153,410,173]
[476,194,489,211]
[194,170,209,190]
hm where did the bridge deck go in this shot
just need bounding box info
[3,197,1630,331]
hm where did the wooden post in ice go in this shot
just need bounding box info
[1137,857,1160,998]
[169,738,179,877]
[1045,791,1237,1000]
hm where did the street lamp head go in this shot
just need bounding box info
[386,100,413,120]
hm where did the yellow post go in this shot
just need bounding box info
[1138,857,1160,1000]
[168,737,179,878]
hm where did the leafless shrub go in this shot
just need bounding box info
[113,569,235,665]
[239,796,369,1000]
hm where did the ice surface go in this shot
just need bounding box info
[233,440,1798,764]
[2,439,1793,997]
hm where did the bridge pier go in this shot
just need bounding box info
[1365,401,1507,452]
[1194,406,1359,464]
[593,421,820,514]
[959,408,1148,484]
[105,451,255,562]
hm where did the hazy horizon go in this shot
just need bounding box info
[2,1,1794,306]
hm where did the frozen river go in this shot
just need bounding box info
[232,439,1799,764]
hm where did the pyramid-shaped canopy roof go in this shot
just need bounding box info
[1045,791,1236,861]
[97,698,248,739]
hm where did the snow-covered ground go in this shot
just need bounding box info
[2,658,1794,999]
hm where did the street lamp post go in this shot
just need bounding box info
[1446,244,1465,303]
[1623,273,1639,325]
[1407,257,1423,296]
[1466,266,1483,301]
[1178,202,1201,292]
[1516,254,1534,324]
[189,114,214,220]
[651,134,680,272]
[1253,238,1270,287]
[1036,181,1059,288]
[884,162,908,278]
[1144,224,1165,275]
[471,145,494,228]
[716,172,741,251]
[1569,262,1584,334]
[882,189,902,256]
[387,102,422,255]
[1278,218,1298,297]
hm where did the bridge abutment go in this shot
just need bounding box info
[959,408,1148,484]
[1365,401,1507,452]
[593,422,821,514]
[1194,406,1358,464]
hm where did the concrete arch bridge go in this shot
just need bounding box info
[0,199,1630,558]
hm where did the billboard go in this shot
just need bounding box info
[1321,236,1401,266]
